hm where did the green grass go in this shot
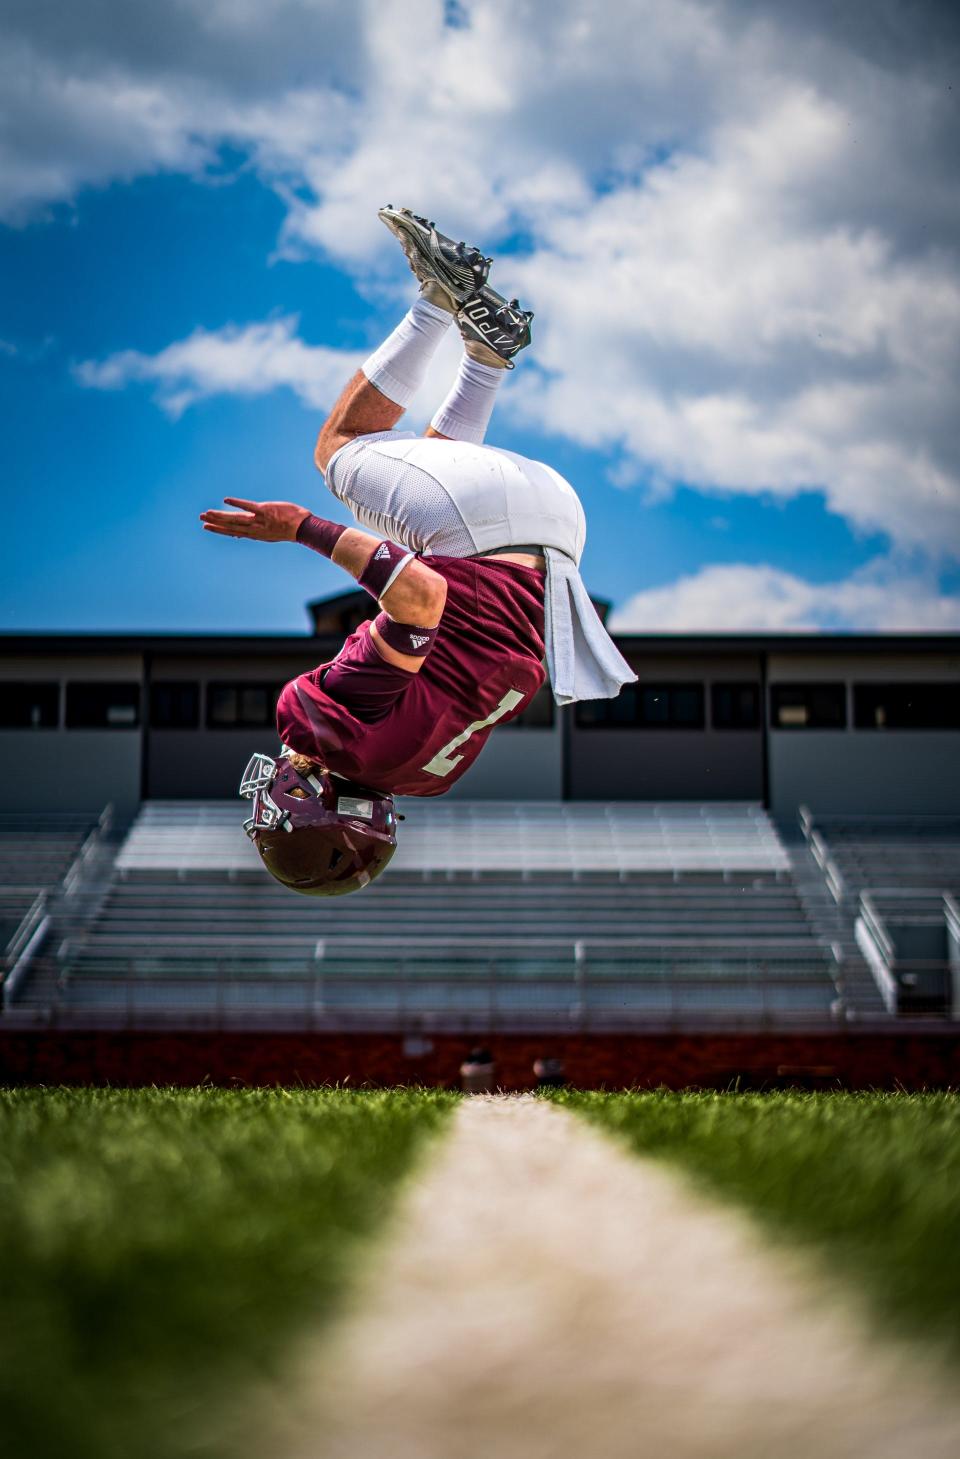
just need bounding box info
[6,1088,959,1458]
[557,1089,960,1355]
[0,1086,456,1459]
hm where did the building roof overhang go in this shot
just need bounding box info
[1,631,958,657]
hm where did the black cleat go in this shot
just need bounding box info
[378,205,492,309]
[457,285,534,368]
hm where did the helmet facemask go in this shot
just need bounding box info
[238,751,398,896]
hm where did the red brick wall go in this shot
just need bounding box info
[1,1029,958,1089]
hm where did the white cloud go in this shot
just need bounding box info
[608,561,960,633]
[6,0,960,556]
[73,316,364,417]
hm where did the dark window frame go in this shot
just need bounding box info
[149,681,201,730]
[205,681,286,730]
[0,681,61,729]
[575,683,639,729]
[710,681,761,731]
[853,681,960,731]
[575,682,705,730]
[770,682,847,730]
[65,681,141,730]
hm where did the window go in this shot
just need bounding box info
[771,683,846,730]
[65,682,140,729]
[502,684,555,729]
[643,684,704,728]
[711,682,760,730]
[576,685,638,728]
[206,682,284,729]
[576,683,704,729]
[0,682,59,729]
[853,682,960,730]
[150,682,200,730]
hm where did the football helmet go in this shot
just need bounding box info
[239,750,398,896]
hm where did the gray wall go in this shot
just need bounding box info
[146,652,321,800]
[767,652,960,816]
[569,728,762,800]
[769,732,960,815]
[569,653,764,801]
[437,726,562,800]
[0,729,142,814]
[1,654,143,814]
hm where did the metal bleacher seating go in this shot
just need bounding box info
[800,811,960,1017]
[0,809,109,1003]
[45,801,842,1028]
[801,814,960,902]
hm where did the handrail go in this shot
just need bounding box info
[858,893,896,964]
[62,803,114,895]
[798,805,848,904]
[945,893,960,939]
[39,969,834,988]
[2,912,51,1007]
[3,891,48,968]
[61,942,834,971]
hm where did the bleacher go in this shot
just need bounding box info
[0,810,107,1001]
[47,801,842,1028]
[0,811,101,892]
[802,813,960,902]
[801,812,960,1016]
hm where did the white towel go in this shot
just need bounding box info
[544,547,638,705]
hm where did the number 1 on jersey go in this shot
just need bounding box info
[421,689,525,777]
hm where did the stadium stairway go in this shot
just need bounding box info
[31,801,852,1029]
[777,822,887,1016]
[796,811,960,1015]
[0,808,116,1008]
[800,814,960,903]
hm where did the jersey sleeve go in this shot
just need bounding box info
[311,623,416,724]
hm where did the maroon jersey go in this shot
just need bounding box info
[276,555,546,797]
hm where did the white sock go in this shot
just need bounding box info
[430,354,505,445]
[361,298,452,409]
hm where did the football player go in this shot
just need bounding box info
[200,208,635,895]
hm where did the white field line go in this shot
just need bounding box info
[260,1097,960,1459]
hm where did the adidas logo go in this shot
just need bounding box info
[410,634,430,649]
[374,542,391,561]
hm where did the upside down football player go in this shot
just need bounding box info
[200,207,635,896]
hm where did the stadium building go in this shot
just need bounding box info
[1,596,959,1089]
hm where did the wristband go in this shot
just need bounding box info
[296,514,346,557]
[357,539,416,600]
[373,611,438,658]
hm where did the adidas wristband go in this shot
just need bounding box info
[357,539,416,600]
[296,514,346,558]
[373,611,438,658]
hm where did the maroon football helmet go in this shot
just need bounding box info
[239,751,398,896]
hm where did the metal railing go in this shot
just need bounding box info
[798,805,848,904]
[30,974,841,1033]
[855,889,957,1018]
[26,942,844,1032]
[2,892,51,1007]
[62,804,114,895]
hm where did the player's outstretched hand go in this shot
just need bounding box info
[199,498,310,543]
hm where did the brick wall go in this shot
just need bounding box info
[1,1029,958,1089]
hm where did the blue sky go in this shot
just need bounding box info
[2,0,958,633]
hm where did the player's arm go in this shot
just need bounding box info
[198,497,445,672]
